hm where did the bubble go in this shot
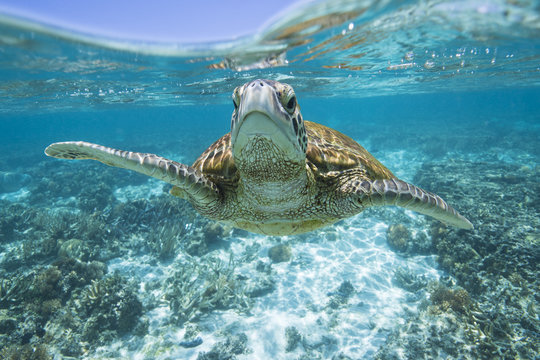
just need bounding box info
[424,60,435,69]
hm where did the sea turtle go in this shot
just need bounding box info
[45,79,473,235]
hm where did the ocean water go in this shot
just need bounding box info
[0,1,539,359]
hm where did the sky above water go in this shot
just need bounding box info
[0,0,296,42]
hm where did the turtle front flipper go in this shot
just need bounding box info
[356,178,473,229]
[44,141,221,210]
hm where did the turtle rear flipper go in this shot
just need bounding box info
[360,178,473,230]
[44,141,220,209]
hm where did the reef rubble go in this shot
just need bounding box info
[376,160,539,359]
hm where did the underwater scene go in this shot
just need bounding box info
[0,0,539,359]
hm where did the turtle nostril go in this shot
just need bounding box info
[259,81,263,87]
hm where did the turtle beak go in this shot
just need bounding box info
[231,80,303,161]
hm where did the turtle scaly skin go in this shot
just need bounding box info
[45,79,472,235]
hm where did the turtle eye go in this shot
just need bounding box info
[232,87,240,110]
[281,88,297,114]
[286,96,296,111]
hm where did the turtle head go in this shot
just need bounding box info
[230,79,307,178]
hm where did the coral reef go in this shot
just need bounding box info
[0,161,239,357]
[182,221,231,257]
[164,255,252,325]
[77,273,143,341]
[1,122,538,359]
[27,160,145,207]
[429,284,470,314]
[147,222,182,260]
[0,343,52,360]
[392,267,428,293]
[0,258,108,357]
[386,224,411,253]
[109,194,231,258]
[43,271,144,356]
[376,160,540,359]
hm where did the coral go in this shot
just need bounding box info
[0,310,17,333]
[429,284,471,314]
[392,267,428,293]
[0,206,117,268]
[0,343,52,360]
[28,160,144,207]
[376,160,540,359]
[243,274,276,298]
[326,280,355,309]
[35,267,62,299]
[78,182,115,213]
[107,195,230,258]
[285,326,302,352]
[0,203,42,246]
[77,273,143,341]
[0,201,18,243]
[0,257,109,355]
[183,221,231,256]
[165,255,252,325]
[45,212,78,244]
[386,223,411,253]
[57,238,91,260]
[197,333,249,360]
[147,223,181,260]
[50,257,107,299]
[268,243,292,263]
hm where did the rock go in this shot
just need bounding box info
[245,276,276,298]
[268,244,292,263]
[197,333,249,360]
[0,313,17,334]
[179,336,203,348]
[386,224,411,252]
[327,280,355,309]
[58,238,88,260]
[285,326,302,352]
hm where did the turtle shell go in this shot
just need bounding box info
[186,120,394,183]
[304,121,394,179]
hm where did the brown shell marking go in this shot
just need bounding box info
[170,134,235,197]
[191,133,236,179]
[305,121,394,180]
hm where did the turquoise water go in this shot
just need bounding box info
[0,1,539,359]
